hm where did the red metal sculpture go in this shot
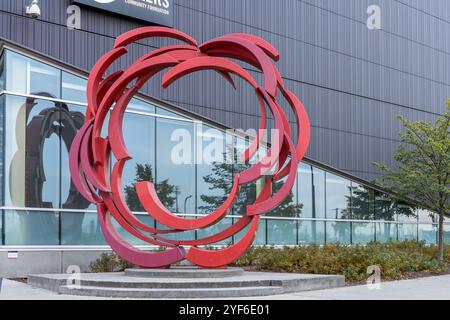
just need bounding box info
[69,27,311,268]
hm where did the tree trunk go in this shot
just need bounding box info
[437,211,445,263]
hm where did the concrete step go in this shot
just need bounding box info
[58,284,284,299]
[29,275,273,290]
[28,270,345,298]
[124,267,244,278]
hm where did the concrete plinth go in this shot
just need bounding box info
[27,267,345,299]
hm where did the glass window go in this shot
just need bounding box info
[418,209,436,223]
[267,219,297,245]
[61,212,106,245]
[62,72,87,104]
[0,210,3,245]
[5,209,59,245]
[120,112,155,212]
[374,191,396,221]
[352,222,375,244]
[350,184,373,220]
[156,218,196,241]
[444,224,450,245]
[418,224,437,244]
[0,51,5,90]
[234,218,266,246]
[128,98,156,114]
[375,222,397,243]
[297,163,313,218]
[156,117,195,214]
[60,104,94,210]
[0,95,4,206]
[298,164,325,218]
[398,223,417,241]
[4,95,60,208]
[326,221,351,244]
[298,220,325,245]
[197,125,232,215]
[269,176,298,217]
[233,136,256,216]
[156,106,187,119]
[396,204,417,222]
[326,173,351,219]
[6,50,61,97]
[6,50,27,93]
[196,217,233,245]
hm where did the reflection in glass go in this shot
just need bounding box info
[60,104,95,210]
[298,165,325,218]
[418,209,436,223]
[398,223,417,241]
[156,218,195,241]
[326,221,351,244]
[197,217,233,245]
[234,218,266,245]
[197,126,232,215]
[297,163,313,217]
[444,225,450,244]
[349,184,373,220]
[120,112,155,212]
[62,72,87,104]
[5,210,59,245]
[128,98,156,114]
[396,203,417,222]
[418,224,437,244]
[374,192,396,221]
[269,176,299,217]
[6,50,61,97]
[0,95,3,206]
[0,52,4,90]
[326,173,351,219]
[61,212,106,245]
[352,222,374,244]
[233,137,256,216]
[156,106,187,119]
[298,220,325,245]
[375,222,397,242]
[156,117,195,214]
[4,96,61,208]
[267,219,297,245]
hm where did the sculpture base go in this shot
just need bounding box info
[28,268,345,299]
[124,266,241,278]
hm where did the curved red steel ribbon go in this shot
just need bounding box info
[98,204,186,268]
[135,175,240,231]
[69,27,310,269]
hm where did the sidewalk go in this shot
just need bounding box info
[1,275,450,300]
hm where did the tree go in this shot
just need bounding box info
[374,103,450,262]
[124,163,178,212]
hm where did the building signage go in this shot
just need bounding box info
[73,0,173,27]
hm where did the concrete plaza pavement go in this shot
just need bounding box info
[1,275,450,300]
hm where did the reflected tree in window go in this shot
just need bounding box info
[124,163,178,212]
[198,148,300,217]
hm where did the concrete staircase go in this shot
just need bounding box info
[28,267,345,299]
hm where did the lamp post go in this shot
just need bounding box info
[184,195,193,214]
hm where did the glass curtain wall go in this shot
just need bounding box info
[0,48,446,247]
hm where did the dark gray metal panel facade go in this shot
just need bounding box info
[0,0,448,181]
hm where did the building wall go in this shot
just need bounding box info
[1,0,448,181]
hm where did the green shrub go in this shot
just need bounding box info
[232,241,450,282]
[89,252,135,273]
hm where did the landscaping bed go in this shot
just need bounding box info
[232,241,450,285]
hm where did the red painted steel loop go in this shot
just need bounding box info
[69,27,310,268]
